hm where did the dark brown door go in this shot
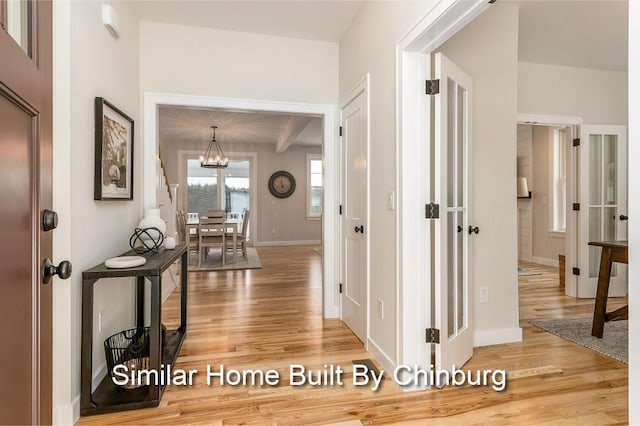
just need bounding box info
[0,1,53,424]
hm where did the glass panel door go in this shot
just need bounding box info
[186,159,218,215]
[222,160,250,220]
[578,125,627,298]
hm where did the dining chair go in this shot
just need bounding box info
[226,209,250,258]
[198,215,226,266]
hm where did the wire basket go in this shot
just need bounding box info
[104,327,151,389]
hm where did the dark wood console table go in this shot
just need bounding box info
[80,245,187,416]
[588,240,628,338]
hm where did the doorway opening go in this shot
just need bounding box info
[143,93,339,318]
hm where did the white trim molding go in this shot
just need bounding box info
[144,92,339,318]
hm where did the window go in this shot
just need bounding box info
[550,128,567,233]
[307,154,323,218]
[186,159,250,218]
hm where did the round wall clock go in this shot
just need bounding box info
[268,171,296,198]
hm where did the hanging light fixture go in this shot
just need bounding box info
[200,125,229,169]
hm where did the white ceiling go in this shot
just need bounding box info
[132,0,363,42]
[153,1,628,147]
[158,106,323,149]
[517,0,628,71]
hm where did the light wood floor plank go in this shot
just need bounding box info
[77,248,628,424]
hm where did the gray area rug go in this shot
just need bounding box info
[529,317,627,364]
[188,247,262,271]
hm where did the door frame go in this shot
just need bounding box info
[517,113,582,298]
[338,74,371,347]
[143,93,339,318]
[396,0,490,380]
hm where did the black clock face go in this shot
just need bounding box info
[268,171,296,198]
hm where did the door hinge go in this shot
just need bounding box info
[339,205,343,215]
[426,79,440,95]
[573,138,581,147]
[339,126,343,137]
[573,203,580,211]
[339,283,343,293]
[425,328,440,344]
[572,267,580,276]
[425,202,440,219]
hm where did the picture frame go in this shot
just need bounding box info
[94,97,134,200]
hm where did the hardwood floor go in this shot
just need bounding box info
[77,249,628,425]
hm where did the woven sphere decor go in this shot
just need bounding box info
[129,227,164,254]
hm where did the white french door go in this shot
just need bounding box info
[432,53,473,371]
[577,125,627,297]
[339,79,369,343]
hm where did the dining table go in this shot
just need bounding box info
[186,216,241,263]
[588,240,628,338]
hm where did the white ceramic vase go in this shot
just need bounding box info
[164,236,176,250]
[138,208,166,243]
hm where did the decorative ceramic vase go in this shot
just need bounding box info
[138,208,166,244]
[164,236,176,250]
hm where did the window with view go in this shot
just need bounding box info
[307,154,323,218]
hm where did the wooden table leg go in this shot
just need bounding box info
[591,247,613,338]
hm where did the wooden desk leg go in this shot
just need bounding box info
[149,276,162,401]
[592,247,613,338]
[180,251,188,332]
[80,279,97,411]
[136,276,145,329]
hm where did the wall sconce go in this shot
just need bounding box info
[517,177,531,199]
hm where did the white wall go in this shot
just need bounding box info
[628,1,639,421]
[53,1,141,423]
[160,139,322,244]
[518,62,628,125]
[437,3,521,345]
[139,21,338,104]
[531,126,565,264]
[339,0,437,366]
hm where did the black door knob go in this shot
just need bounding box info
[354,225,364,234]
[42,209,58,231]
[619,215,629,221]
[468,226,479,235]
[457,225,463,233]
[42,258,72,284]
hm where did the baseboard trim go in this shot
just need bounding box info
[92,363,107,393]
[366,338,396,375]
[473,327,522,347]
[53,401,75,426]
[531,256,559,267]
[72,394,80,423]
[254,240,321,247]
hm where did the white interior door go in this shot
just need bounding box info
[340,83,368,343]
[433,52,473,371]
[577,125,627,297]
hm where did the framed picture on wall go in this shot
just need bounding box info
[94,97,134,200]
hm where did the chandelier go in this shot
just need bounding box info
[200,125,229,168]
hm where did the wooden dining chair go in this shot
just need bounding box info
[226,209,250,258]
[198,214,226,266]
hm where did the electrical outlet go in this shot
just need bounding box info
[378,299,384,319]
[480,287,489,304]
[98,310,104,332]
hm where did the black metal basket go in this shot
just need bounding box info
[104,327,151,389]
